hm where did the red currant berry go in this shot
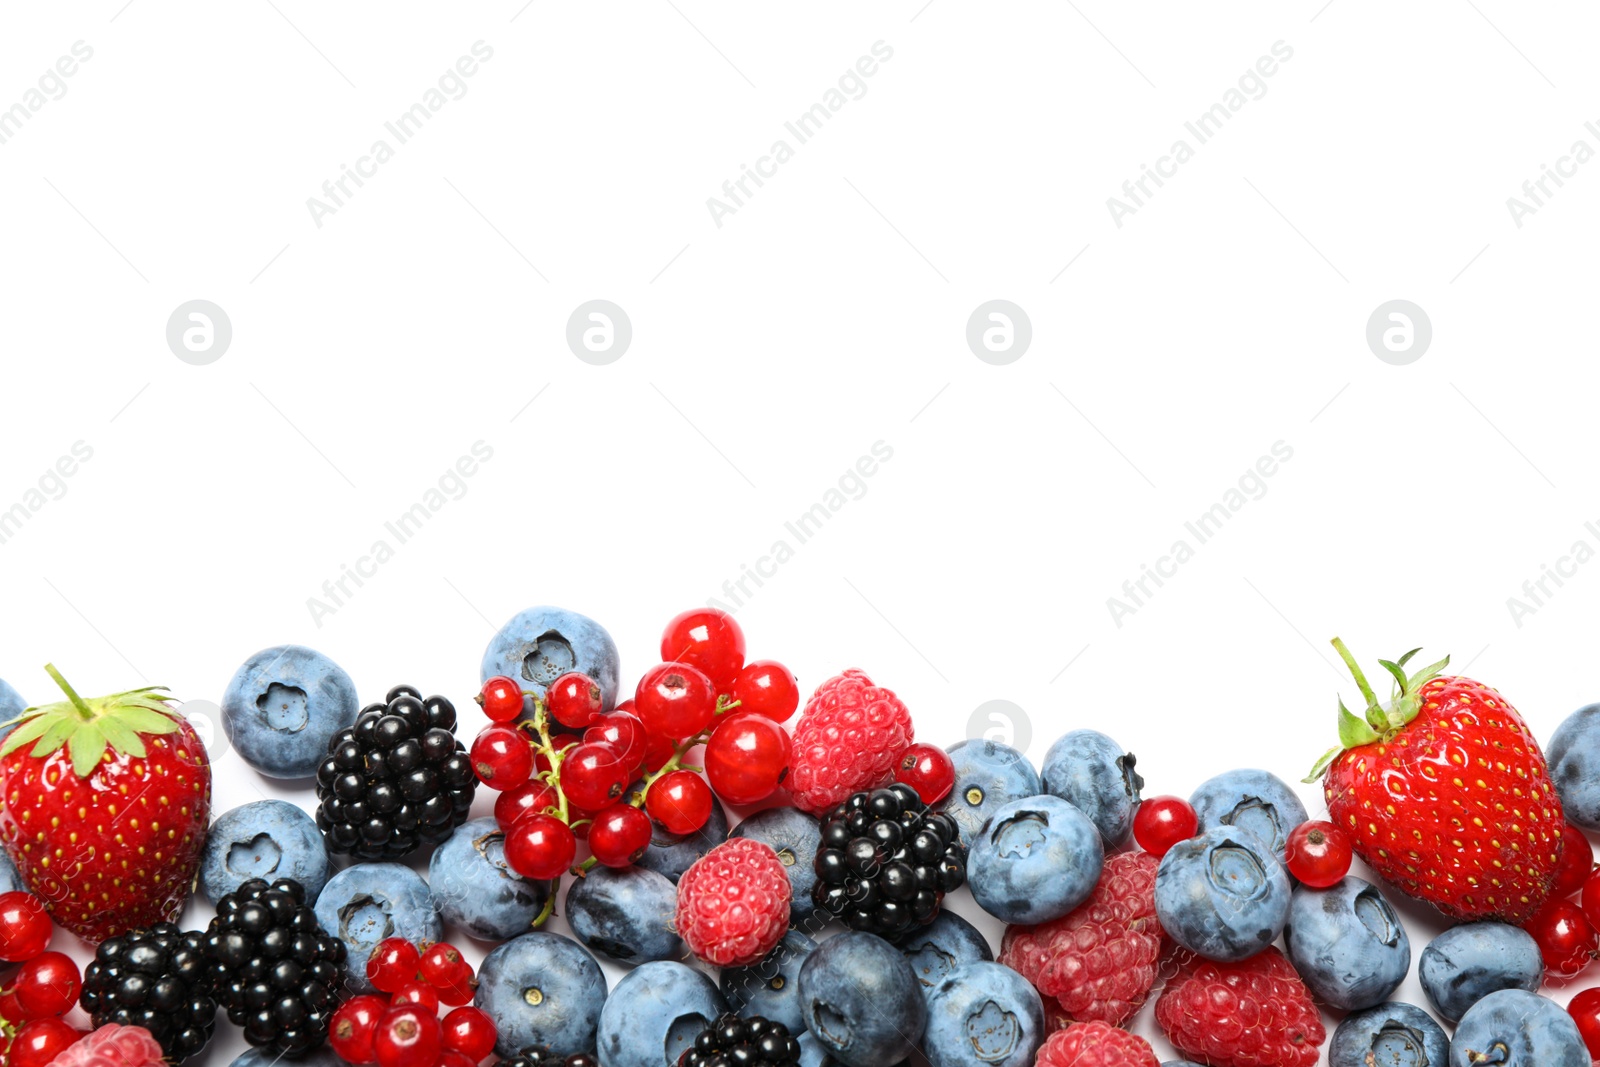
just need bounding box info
[661,608,746,690]
[642,731,676,773]
[365,937,421,994]
[439,1053,477,1067]
[477,676,525,723]
[588,803,654,868]
[894,743,956,805]
[470,725,534,791]
[584,711,648,776]
[561,742,631,812]
[1570,987,1600,1061]
[504,814,577,880]
[419,943,476,1006]
[14,952,80,1019]
[635,663,717,740]
[1131,795,1199,858]
[330,995,390,1065]
[494,779,558,831]
[0,893,52,962]
[1284,820,1354,888]
[547,672,605,730]
[1524,897,1598,977]
[1555,823,1593,898]
[440,1006,498,1061]
[9,1018,79,1067]
[645,770,714,835]
[704,715,791,805]
[374,1006,442,1067]
[389,981,439,1013]
[730,660,800,723]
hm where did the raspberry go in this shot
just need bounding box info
[1035,1022,1159,1067]
[676,838,791,967]
[786,670,914,815]
[1155,948,1325,1067]
[46,1025,165,1067]
[999,851,1162,1027]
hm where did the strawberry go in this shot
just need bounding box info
[1306,638,1563,923]
[0,664,211,943]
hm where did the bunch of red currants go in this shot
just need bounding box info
[329,937,496,1067]
[0,891,88,1067]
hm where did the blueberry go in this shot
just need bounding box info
[966,795,1103,924]
[799,931,926,1067]
[721,930,817,1034]
[480,606,621,715]
[565,865,685,965]
[1330,1002,1449,1067]
[799,1033,910,1067]
[222,645,360,778]
[1284,876,1410,1011]
[922,961,1045,1067]
[428,817,553,942]
[1449,989,1588,1066]
[633,785,730,883]
[1546,704,1600,830]
[1039,729,1143,847]
[1154,826,1290,963]
[1188,768,1308,859]
[0,848,22,895]
[0,677,24,741]
[597,960,726,1067]
[899,909,993,996]
[199,800,331,906]
[730,806,821,922]
[937,740,1041,846]
[1418,921,1543,1023]
[478,931,607,1056]
[313,862,440,991]
[231,1048,344,1067]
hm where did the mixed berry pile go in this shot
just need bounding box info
[7,615,1600,1066]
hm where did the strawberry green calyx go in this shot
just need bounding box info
[1304,638,1450,783]
[0,663,182,777]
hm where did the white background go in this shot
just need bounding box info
[2,2,1600,1064]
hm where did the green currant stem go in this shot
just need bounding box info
[44,663,94,721]
[532,879,557,928]
[522,695,571,824]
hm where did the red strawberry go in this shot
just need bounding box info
[1307,639,1563,923]
[0,665,211,943]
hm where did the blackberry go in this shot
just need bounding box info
[679,1014,802,1066]
[80,922,217,1062]
[203,877,347,1056]
[314,684,477,859]
[497,1050,598,1067]
[811,782,966,941]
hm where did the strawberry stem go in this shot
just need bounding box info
[1331,638,1379,711]
[44,663,94,722]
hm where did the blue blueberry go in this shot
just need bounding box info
[222,645,359,778]
[232,1049,344,1067]
[1155,826,1291,963]
[480,606,621,715]
[899,909,993,996]
[429,817,552,942]
[199,799,331,906]
[0,677,25,740]
[597,960,727,1067]
[314,862,440,991]
[1284,876,1410,1011]
[799,1034,908,1067]
[722,930,817,1034]
[1189,768,1309,859]
[1040,729,1143,847]
[634,786,730,883]
[966,795,1103,924]
[478,931,607,1056]
[799,931,926,1067]
[922,961,1045,1067]
[937,740,1041,846]
[1419,921,1543,1023]
[565,864,685,965]
[729,806,821,922]
[1547,704,1600,830]
[1448,989,1588,1067]
[1330,1002,1449,1067]
[0,848,22,895]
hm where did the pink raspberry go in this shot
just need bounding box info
[999,851,1163,1027]
[675,838,791,967]
[1155,947,1325,1067]
[46,1025,163,1067]
[786,669,914,815]
[1035,1021,1160,1067]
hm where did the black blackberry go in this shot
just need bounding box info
[497,1050,598,1067]
[679,1014,801,1066]
[314,684,476,859]
[80,921,217,1062]
[811,782,966,941]
[202,877,347,1056]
